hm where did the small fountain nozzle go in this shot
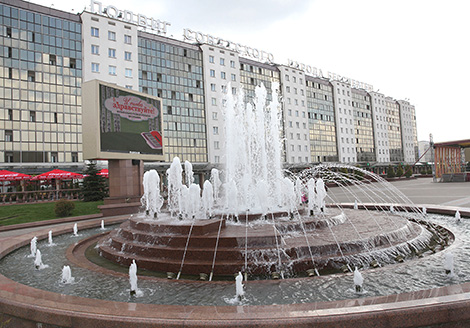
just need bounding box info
[199,273,208,281]
[166,272,175,279]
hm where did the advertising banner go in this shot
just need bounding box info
[99,84,163,155]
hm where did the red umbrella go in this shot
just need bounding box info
[0,170,32,181]
[97,169,109,178]
[31,169,83,180]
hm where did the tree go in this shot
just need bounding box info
[396,164,404,177]
[405,165,413,178]
[387,165,395,178]
[81,161,108,201]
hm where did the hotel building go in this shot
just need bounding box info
[0,0,419,173]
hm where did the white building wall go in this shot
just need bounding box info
[279,66,310,164]
[81,11,139,89]
[200,44,241,165]
[398,100,417,163]
[370,92,390,163]
[332,81,356,163]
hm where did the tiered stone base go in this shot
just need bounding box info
[98,208,429,277]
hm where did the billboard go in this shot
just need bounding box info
[82,80,165,161]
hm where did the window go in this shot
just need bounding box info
[7,109,13,121]
[214,141,219,149]
[54,113,58,123]
[232,87,236,95]
[209,55,214,63]
[167,106,172,114]
[231,74,236,81]
[212,112,218,120]
[27,71,35,82]
[5,130,13,142]
[91,27,99,37]
[30,111,36,122]
[6,27,12,38]
[108,31,116,41]
[213,126,219,135]
[109,65,116,75]
[91,44,99,55]
[220,58,225,66]
[91,63,99,72]
[124,35,132,44]
[210,69,215,77]
[7,47,12,58]
[72,152,78,162]
[211,97,217,105]
[125,85,133,89]
[125,68,132,77]
[109,48,116,58]
[221,72,226,79]
[124,51,131,61]
[142,71,148,79]
[70,58,76,69]
[230,60,235,68]
[49,54,56,65]
[211,83,216,91]
[51,152,58,163]
[5,152,13,163]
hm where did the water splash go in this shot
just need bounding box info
[30,236,37,257]
[61,265,74,284]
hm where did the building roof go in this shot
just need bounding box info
[434,139,470,148]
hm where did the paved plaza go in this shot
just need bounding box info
[328,177,470,210]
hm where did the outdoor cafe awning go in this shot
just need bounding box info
[31,169,83,180]
[98,169,108,178]
[0,170,32,181]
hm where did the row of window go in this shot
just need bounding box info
[90,45,132,61]
[90,27,132,45]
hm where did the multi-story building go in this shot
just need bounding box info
[332,81,356,164]
[352,89,375,163]
[279,66,310,164]
[397,100,418,163]
[385,97,403,162]
[0,0,419,172]
[305,76,337,163]
[138,33,207,164]
[370,92,390,163]
[0,0,82,168]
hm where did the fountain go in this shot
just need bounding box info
[0,83,470,327]
[61,265,74,284]
[353,267,364,293]
[30,236,37,257]
[34,249,47,270]
[235,272,245,301]
[73,223,78,236]
[48,230,56,246]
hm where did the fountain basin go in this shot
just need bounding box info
[0,207,469,327]
[98,208,434,277]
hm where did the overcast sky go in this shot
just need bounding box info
[31,0,470,143]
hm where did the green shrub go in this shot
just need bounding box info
[387,165,395,178]
[405,165,413,178]
[55,200,75,217]
[396,164,404,177]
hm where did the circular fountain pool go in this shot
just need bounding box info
[0,212,464,307]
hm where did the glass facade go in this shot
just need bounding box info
[0,3,82,164]
[239,58,280,103]
[352,90,375,163]
[386,98,403,162]
[306,77,338,162]
[138,34,207,163]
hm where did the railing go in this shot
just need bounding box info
[0,189,81,205]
